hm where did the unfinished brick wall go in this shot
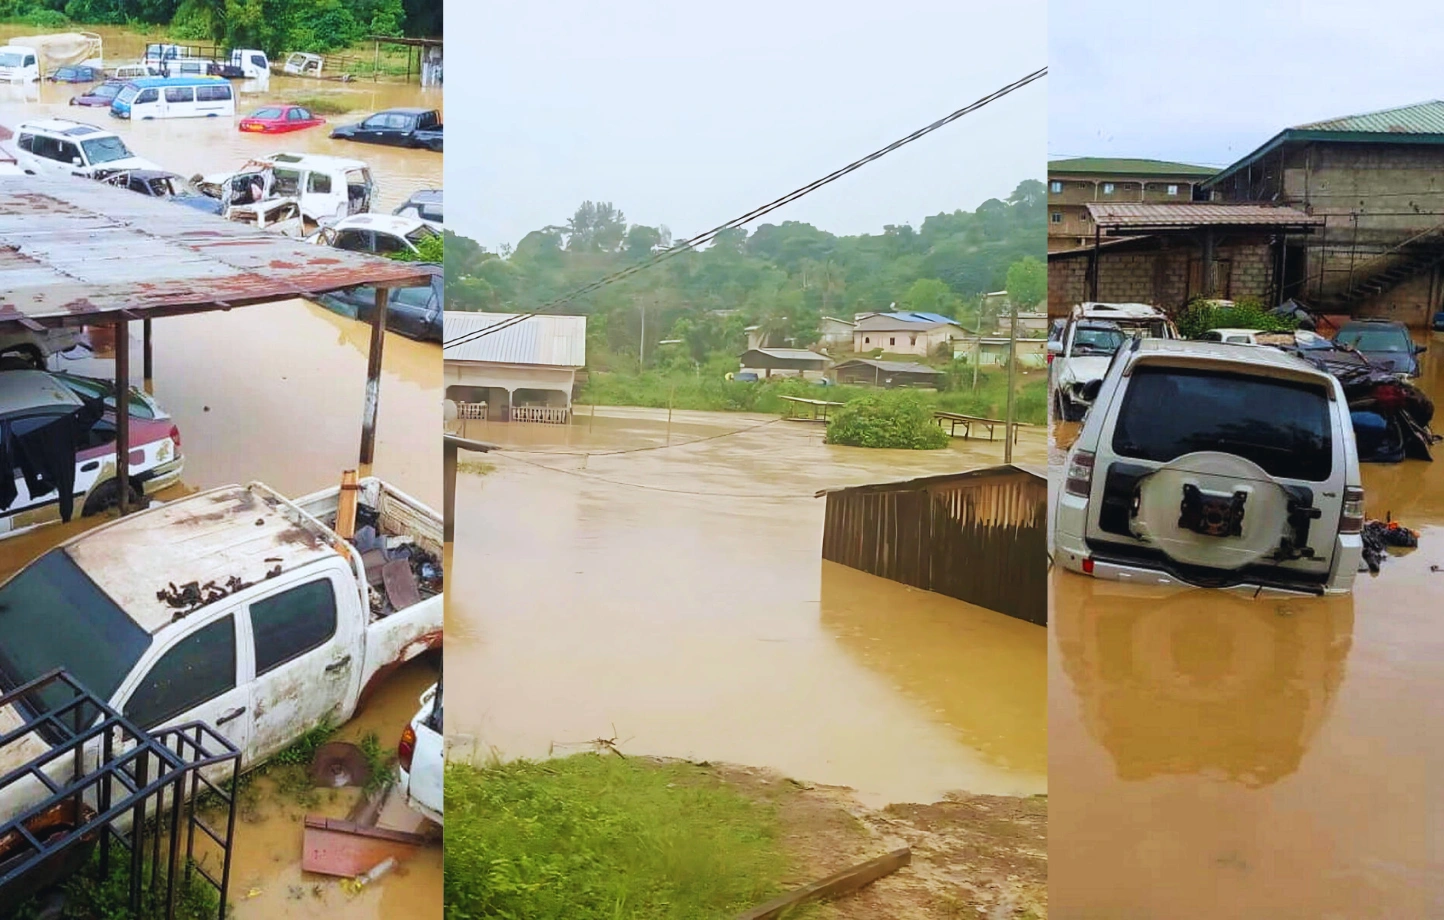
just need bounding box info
[1352,269,1441,327]
[1048,238,1275,313]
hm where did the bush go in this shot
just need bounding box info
[1175,297,1297,339]
[826,391,950,450]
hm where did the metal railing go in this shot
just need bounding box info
[512,405,571,424]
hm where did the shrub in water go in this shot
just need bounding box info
[826,391,950,449]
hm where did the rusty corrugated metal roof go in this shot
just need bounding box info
[0,175,432,325]
[1086,202,1323,228]
[443,311,587,367]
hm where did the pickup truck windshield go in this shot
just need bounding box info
[1112,365,1333,482]
[0,549,151,718]
[1071,328,1125,356]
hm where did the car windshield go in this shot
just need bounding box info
[0,549,152,723]
[93,83,120,99]
[1112,365,1333,482]
[1071,327,1126,355]
[115,84,139,104]
[54,374,157,418]
[81,135,133,165]
[1336,327,1411,353]
[0,53,23,67]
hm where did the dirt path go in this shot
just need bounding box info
[682,761,1047,919]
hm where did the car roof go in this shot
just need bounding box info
[63,484,339,635]
[1075,301,1166,319]
[17,118,113,137]
[333,213,429,234]
[379,107,431,115]
[266,152,368,171]
[1125,337,1335,383]
[1204,328,1260,336]
[1339,318,1406,328]
[0,369,84,416]
[126,76,229,87]
[404,188,442,203]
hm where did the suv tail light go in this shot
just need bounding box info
[1046,352,1054,365]
[398,725,416,772]
[1340,486,1365,534]
[1065,450,1095,497]
[168,424,181,452]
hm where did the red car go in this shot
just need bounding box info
[238,104,326,134]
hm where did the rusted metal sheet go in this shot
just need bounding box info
[1086,202,1324,230]
[0,176,431,325]
[821,464,1046,625]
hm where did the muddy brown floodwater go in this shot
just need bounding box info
[0,26,441,212]
[1049,334,1444,918]
[448,408,1049,808]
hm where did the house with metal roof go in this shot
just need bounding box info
[852,312,964,357]
[1204,100,1444,322]
[831,358,940,388]
[737,347,829,380]
[443,311,586,424]
[1048,157,1217,251]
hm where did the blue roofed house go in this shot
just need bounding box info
[852,311,965,357]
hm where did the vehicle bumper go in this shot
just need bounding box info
[1054,491,1358,596]
[397,766,443,826]
[140,456,184,495]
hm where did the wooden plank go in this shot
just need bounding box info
[301,816,429,877]
[735,847,911,920]
[336,469,360,540]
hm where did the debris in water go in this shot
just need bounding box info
[1361,519,1420,573]
[310,742,371,789]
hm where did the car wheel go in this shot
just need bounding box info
[82,479,146,517]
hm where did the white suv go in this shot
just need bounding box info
[14,119,160,179]
[1054,338,1364,595]
[1049,302,1178,421]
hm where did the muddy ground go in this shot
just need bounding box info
[678,760,1046,919]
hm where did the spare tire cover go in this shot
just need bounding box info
[1133,451,1290,570]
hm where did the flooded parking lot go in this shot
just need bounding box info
[448,408,1048,807]
[0,26,441,212]
[1048,335,1444,917]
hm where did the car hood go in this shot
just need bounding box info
[1057,354,1113,388]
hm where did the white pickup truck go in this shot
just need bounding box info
[0,477,442,821]
[398,681,442,825]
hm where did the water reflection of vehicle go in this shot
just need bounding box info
[1054,578,1353,786]
[315,263,442,342]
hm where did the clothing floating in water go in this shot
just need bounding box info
[1361,518,1419,574]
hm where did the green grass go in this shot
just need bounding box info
[579,369,1048,426]
[288,94,359,116]
[8,848,221,920]
[444,754,801,920]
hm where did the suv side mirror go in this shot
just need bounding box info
[1047,340,1063,355]
[71,157,83,167]
[1081,379,1103,402]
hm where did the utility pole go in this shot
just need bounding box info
[639,301,646,367]
[1004,299,1018,464]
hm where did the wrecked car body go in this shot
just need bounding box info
[0,477,442,827]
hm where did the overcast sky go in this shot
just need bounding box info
[1050,0,1444,169]
[445,0,1045,249]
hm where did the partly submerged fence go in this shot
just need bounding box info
[820,464,1047,625]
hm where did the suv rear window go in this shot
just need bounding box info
[1112,365,1333,482]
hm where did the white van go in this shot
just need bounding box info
[1053,338,1365,596]
[14,119,160,178]
[111,76,235,120]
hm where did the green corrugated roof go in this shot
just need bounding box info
[1207,100,1444,188]
[1292,99,1444,134]
[1047,157,1217,177]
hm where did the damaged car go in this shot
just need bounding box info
[1050,302,1178,421]
[1054,338,1364,596]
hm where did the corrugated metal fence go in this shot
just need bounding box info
[821,465,1047,625]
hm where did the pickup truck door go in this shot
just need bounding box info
[241,566,363,765]
[115,609,253,773]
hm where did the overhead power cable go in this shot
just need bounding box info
[444,65,1047,352]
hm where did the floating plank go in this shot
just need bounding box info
[301,816,429,878]
[734,847,911,920]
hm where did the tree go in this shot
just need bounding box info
[1005,257,1046,310]
[901,278,958,318]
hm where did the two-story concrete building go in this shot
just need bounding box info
[1204,100,1444,325]
[1048,157,1218,251]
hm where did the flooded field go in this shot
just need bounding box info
[1048,335,1444,917]
[0,26,440,212]
[448,408,1048,808]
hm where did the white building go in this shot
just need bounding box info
[444,311,586,424]
[853,312,964,357]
